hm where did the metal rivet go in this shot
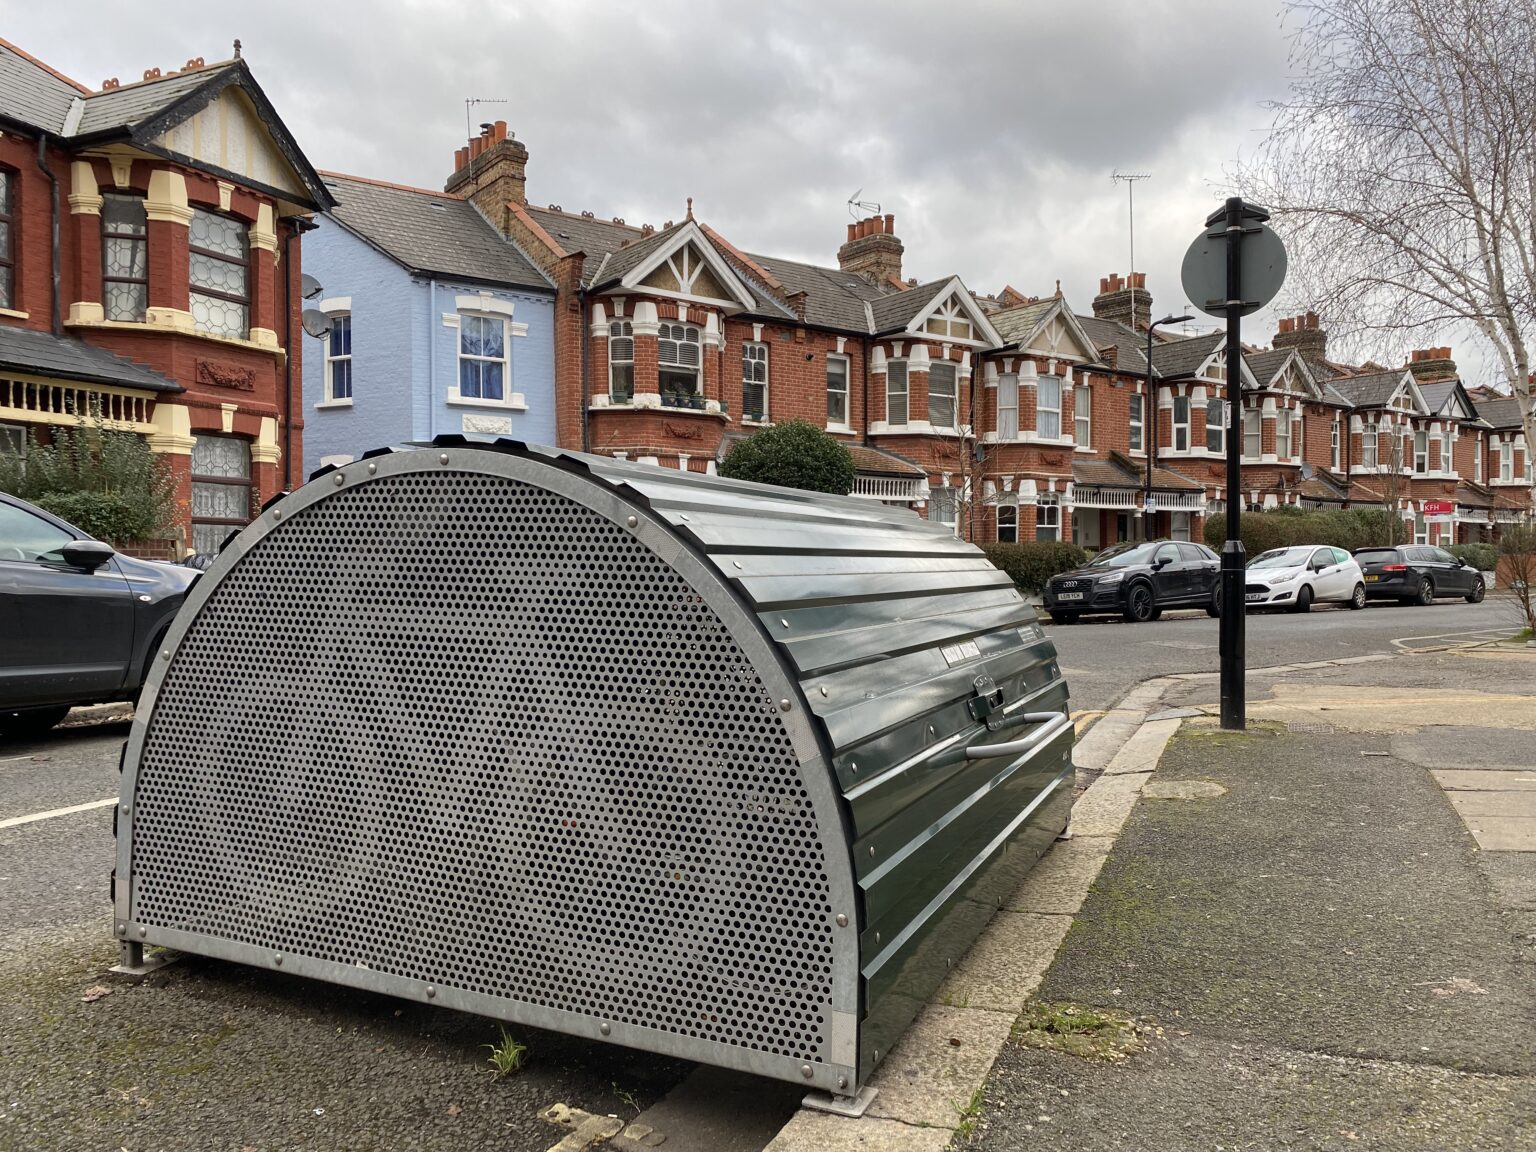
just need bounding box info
[875,931,881,943]
[626,515,638,528]
[679,514,690,522]
[332,473,345,485]
[116,923,126,935]
[732,560,742,569]
[800,1064,814,1079]
[600,1021,611,1035]
[120,804,129,815]
[945,957,952,969]
[274,954,283,966]
[779,699,791,712]
[928,725,936,737]
[137,926,147,938]
[426,986,436,999]
[874,1049,882,1063]
[438,453,450,464]
[819,686,828,697]
[837,1076,848,1090]
[367,462,377,474]
[869,845,876,857]
[161,650,171,661]
[272,507,282,519]
[835,914,848,927]
[780,618,789,628]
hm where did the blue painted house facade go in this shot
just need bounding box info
[299,172,556,475]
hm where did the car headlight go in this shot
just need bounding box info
[1262,568,1301,584]
[1096,571,1125,585]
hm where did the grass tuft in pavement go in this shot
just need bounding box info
[1010,1000,1152,1062]
[484,1026,528,1077]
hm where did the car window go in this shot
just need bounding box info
[1332,547,1351,565]
[1406,546,1432,563]
[1251,547,1311,569]
[1311,548,1334,569]
[1355,548,1400,564]
[1154,543,1179,565]
[1431,548,1457,564]
[1088,542,1159,568]
[1177,543,1208,563]
[0,503,75,563]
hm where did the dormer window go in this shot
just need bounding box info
[923,297,973,340]
[658,322,701,401]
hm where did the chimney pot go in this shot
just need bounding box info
[846,223,856,243]
[495,120,507,140]
[885,213,895,234]
[1305,310,1319,329]
[1099,277,1110,294]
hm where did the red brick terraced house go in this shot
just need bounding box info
[0,39,332,555]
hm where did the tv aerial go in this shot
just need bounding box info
[847,188,881,218]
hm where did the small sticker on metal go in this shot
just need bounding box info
[940,640,982,667]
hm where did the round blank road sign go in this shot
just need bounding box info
[1181,223,1287,318]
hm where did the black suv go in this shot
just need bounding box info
[1354,544,1486,605]
[0,492,197,737]
[1043,539,1222,624]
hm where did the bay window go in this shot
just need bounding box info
[191,435,251,555]
[188,208,249,338]
[1243,409,1262,459]
[1035,493,1061,541]
[886,360,908,425]
[996,501,1017,543]
[0,170,11,309]
[658,322,702,401]
[1128,392,1144,452]
[1206,397,1224,453]
[1362,422,1379,469]
[1073,382,1092,447]
[1172,396,1190,451]
[102,194,148,322]
[608,320,633,402]
[742,341,768,420]
[1414,429,1428,473]
[998,373,1019,440]
[1276,409,1292,459]
[929,361,957,428]
[1037,375,1061,438]
[1331,417,1340,470]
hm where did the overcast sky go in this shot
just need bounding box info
[10,2,1323,345]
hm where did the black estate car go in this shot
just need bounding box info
[1043,539,1222,624]
[1353,544,1486,605]
[0,492,197,738]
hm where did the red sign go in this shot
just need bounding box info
[1422,500,1454,516]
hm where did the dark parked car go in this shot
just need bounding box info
[1354,544,1486,605]
[1043,539,1222,624]
[0,492,197,737]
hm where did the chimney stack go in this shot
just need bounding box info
[837,213,903,287]
[444,120,528,225]
[1091,271,1153,331]
[1272,311,1328,362]
[1406,346,1457,384]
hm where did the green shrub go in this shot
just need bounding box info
[719,420,855,495]
[0,424,174,545]
[981,541,1090,593]
[1447,543,1499,572]
[1203,508,1397,556]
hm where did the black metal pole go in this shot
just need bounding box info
[1145,322,1156,538]
[1219,196,1246,730]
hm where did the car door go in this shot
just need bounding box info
[1179,543,1216,600]
[1150,542,1184,602]
[0,501,135,708]
[1332,548,1360,593]
[1430,546,1470,594]
[1308,547,1347,600]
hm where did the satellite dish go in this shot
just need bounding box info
[1300,463,1315,480]
[301,308,334,339]
[300,273,324,300]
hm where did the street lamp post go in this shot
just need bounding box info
[1144,313,1193,538]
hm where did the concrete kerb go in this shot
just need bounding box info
[763,688,1188,1152]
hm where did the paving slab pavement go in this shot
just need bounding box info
[963,713,1536,1150]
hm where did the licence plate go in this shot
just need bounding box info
[1056,591,1084,601]
[1364,574,1379,582]
[1245,592,1266,602]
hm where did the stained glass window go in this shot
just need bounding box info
[102,194,148,322]
[0,170,13,310]
[189,208,249,338]
[191,435,251,554]
[458,313,505,400]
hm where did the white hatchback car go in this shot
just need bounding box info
[1244,545,1367,612]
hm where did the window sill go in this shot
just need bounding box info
[65,317,286,357]
[1073,445,1097,454]
[826,424,853,435]
[0,308,29,320]
[741,418,772,428]
[447,391,527,411]
[315,398,354,410]
[591,399,728,419]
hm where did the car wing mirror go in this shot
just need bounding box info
[59,540,115,572]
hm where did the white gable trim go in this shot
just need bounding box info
[905,276,1004,348]
[1195,338,1262,391]
[619,221,757,312]
[1388,372,1431,416]
[1007,297,1097,362]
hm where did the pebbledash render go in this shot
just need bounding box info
[0,38,331,557]
[423,123,1532,548]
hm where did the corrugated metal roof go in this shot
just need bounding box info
[0,324,180,392]
[0,40,81,133]
[322,173,552,290]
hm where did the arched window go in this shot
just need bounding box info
[608,320,633,402]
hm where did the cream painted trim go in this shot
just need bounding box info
[314,398,353,410]
[109,156,133,189]
[0,406,155,435]
[68,161,102,215]
[146,169,193,226]
[248,327,279,349]
[0,307,30,321]
[447,391,528,411]
[66,302,103,324]
[250,203,278,254]
[318,297,352,315]
[66,316,289,360]
[217,181,235,212]
[251,416,281,465]
[147,402,196,455]
[455,293,517,317]
[219,403,238,433]
[146,307,196,333]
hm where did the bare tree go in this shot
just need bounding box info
[1239,0,1536,505]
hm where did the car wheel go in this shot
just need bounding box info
[1466,577,1485,604]
[1206,584,1223,618]
[1122,582,1157,623]
[1348,583,1367,610]
[1416,576,1435,606]
[1048,611,1080,625]
[1289,585,1314,614]
[0,705,71,739]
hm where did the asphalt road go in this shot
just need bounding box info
[1048,597,1512,716]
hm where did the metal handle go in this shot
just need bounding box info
[964,711,1071,759]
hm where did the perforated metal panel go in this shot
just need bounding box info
[127,466,841,1075]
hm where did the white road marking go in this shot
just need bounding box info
[0,797,117,830]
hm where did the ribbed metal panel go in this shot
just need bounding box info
[117,438,1072,1094]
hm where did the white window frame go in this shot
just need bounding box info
[1205,397,1224,454]
[1035,492,1061,541]
[1414,511,1428,545]
[1172,395,1190,452]
[928,361,958,429]
[996,500,1018,543]
[1243,408,1262,460]
[1276,409,1292,459]
[826,354,850,430]
[1362,422,1379,469]
[927,486,958,534]
[887,360,909,426]
[323,313,352,405]
[658,322,702,402]
[1499,440,1513,481]
[454,311,509,404]
[998,373,1019,440]
[1073,382,1092,447]
[1331,416,1340,470]
[1128,392,1143,452]
[1474,436,1483,482]
[742,341,769,421]
[1037,375,1062,439]
[1414,429,1428,473]
[608,320,633,403]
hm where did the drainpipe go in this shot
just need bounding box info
[580,289,590,452]
[860,337,871,445]
[280,217,318,488]
[428,278,438,442]
[34,134,60,334]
